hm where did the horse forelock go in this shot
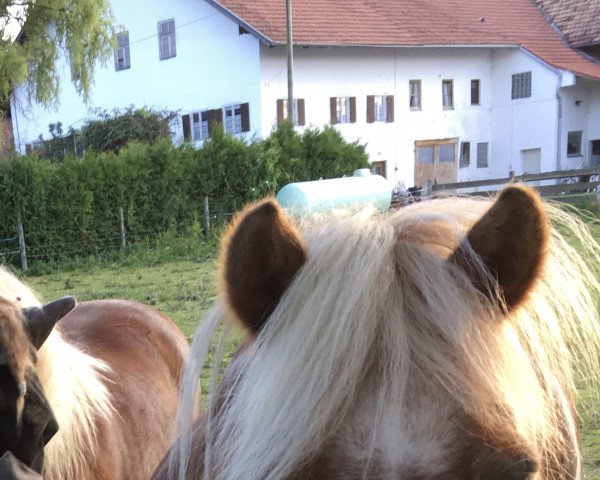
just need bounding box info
[181,197,599,480]
[0,266,114,480]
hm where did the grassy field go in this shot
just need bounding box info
[19,214,600,477]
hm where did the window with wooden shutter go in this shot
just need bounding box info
[366,96,375,123]
[349,97,356,123]
[297,99,305,126]
[276,99,285,124]
[409,80,421,111]
[240,103,250,132]
[278,98,305,126]
[114,31,131,71]
[385,95,394,122]
[182,114,191,141]
[330,97,337,124]
[158,19,176,60]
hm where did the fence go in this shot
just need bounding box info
[432,166,600,202]
[0,196,233,272]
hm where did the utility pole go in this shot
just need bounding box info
[286,0,294,123]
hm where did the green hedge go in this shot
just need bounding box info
[0,123,369,265]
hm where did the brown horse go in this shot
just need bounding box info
[154,185,599,480]
[0,269,189,480]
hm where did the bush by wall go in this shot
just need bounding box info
[0,123,369,267]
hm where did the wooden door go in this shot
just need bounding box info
[414,138,458,190]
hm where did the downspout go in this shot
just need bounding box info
[555,72,563,171]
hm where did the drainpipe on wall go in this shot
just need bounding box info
[556,73,563,171]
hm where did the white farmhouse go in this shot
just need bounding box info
[9,0,600,189]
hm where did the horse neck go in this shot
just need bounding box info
[37,329,114,480]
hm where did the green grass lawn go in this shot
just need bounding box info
[21,211,600,477]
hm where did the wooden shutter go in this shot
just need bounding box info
[386,95,394,123]
[240,102,250,132]
[330,97,337,124]
[366,96,375,123]
[297,98,305,126]
[276,99,284,125]
[182,114,191,141]
[349,97,357,123]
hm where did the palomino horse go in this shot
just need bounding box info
[154,185,599,480]
[0,268,189,479]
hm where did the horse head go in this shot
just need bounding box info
[0,296,75,473]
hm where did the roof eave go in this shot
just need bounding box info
[203,0,275,46]
[270,41,521,49]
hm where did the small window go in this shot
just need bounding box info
[460,142,470,168]
[158,19,176,60]
[367,95,394,123]
[371,161,387,178]
[277,98,305,126]
[439,144,455,163]
[114,31,131,71]
[471,80,480,105]
[224,103,250,134]
[330,96,356,124]
[417,146,434,164]
[511,71,531,99]
[442,80,454,110]
[191,112,210,141]
[592,140,600,156]
[477,142,489,168]
[409,80,421,111]
[567,131,582,156]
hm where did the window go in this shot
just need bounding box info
[442,80,454,109]
[417,146,434,164]
[371,161,387,178]
[511,71,531,99]
[409,80,421,111]
[567,131,582,156]
[158,19,176,60]
[181,109,223,142]
[276,98,305,126]
[439,143,456,163]
[477,142,489,168]
[330,96,356,124]
[114,31,131,71]
[460,142,470,168]
[224,103,250,134]
[367,95,394,123]
[471,79,480,105]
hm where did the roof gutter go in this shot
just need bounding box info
[204,0,275,46]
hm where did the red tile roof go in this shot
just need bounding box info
[535,0,600,47]
[211,0,600,80]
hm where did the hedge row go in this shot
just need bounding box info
[0,123,369,263]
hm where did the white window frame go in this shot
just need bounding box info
[373,95,387,122]
[409,80,421,111]
[442,80,454,110]
[336,97,351,123]
[114,31,130,71]
[224,104,243,135]
[190,111,210,142]
[511,71,531,99]
[158,19,176,60]
[282,98,300,126]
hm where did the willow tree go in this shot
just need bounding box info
[0,0,116,106]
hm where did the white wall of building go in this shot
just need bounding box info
[10,0,262,152]
[260,46,495,187]
[489,48,561,178]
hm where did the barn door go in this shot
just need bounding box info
[414,139,458,190]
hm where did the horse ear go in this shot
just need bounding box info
[449,186,549,310]
[21,296,77,349]
[222,199,307,333]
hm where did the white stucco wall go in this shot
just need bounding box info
[489,48,562,178]
[260,46,495,187]
[10,0,262,152]
[559,76,600,169]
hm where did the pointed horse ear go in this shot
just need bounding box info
[21,296,77,349]
[449,186,549,310]
[221,199,307,334]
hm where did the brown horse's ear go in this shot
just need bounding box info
[449,186,549,310]
[221,199,307,333]
[22,296,77,349]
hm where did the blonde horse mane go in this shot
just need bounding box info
[0,267,114,480]
[174,195,600,480]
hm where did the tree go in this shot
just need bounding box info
[0,0,116,106]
